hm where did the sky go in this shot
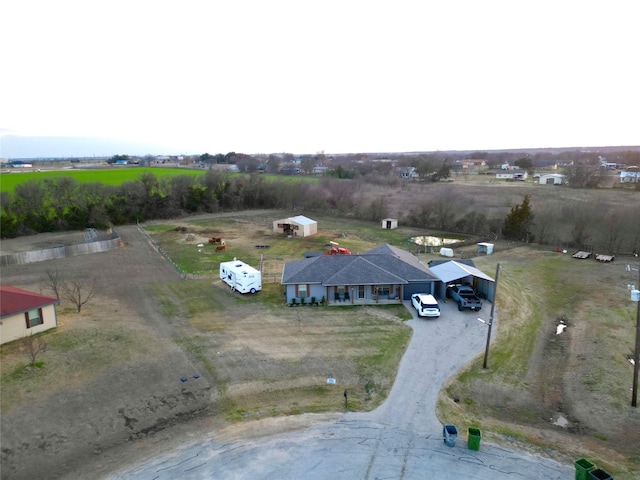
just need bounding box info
[1,1,639,158]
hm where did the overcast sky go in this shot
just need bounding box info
[1,1,639,157]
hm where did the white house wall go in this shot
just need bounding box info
[1,304,58,345]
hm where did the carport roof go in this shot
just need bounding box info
[428,260,495,283]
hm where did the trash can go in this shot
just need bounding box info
[443,424,457,447]
[575,458,595,480]
[467,427,481,451]
[588,468,613,480]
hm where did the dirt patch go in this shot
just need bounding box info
[0,226,218,479]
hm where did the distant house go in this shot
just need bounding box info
[281,244,438,304]
[280,166,301,175]
[620,171,640,183]
[460,159,487,168]
[496,169,528,181]
[273,215,318,237]
[538,173,566,185]
[0,286,59,345]
[533,160,558,170]
[399,167,419,179]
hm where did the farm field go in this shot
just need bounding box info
[1,209,639,479]
[0,167,206,192]
[0,166,321,193]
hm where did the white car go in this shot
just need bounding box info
[411,293,440,317]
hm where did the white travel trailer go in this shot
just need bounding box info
[220,259,262,294]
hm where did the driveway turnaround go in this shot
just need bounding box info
[109,301,574,479]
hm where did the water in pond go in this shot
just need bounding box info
[411,235,462,247]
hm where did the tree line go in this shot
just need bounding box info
[2,171,639,255]
[0,171,381,238]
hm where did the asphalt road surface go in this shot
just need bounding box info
[108,301,574,479]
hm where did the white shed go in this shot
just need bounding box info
[273,215,318,237]
[381,218,398,230]
[539,174,566,185]
[477,242,494,255]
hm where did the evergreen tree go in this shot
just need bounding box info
[503,194,535,242]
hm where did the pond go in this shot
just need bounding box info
[410,235,462,247]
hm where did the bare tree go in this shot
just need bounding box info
[21,334,47,365]
[603,211,623,255]
[432,188,459,231]
[63,279,97,313]
[41,269,66,300]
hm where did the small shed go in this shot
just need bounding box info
[381,218,398,230]
[538,174,566,185]
[273,215,318,237]
[477,242,494,255]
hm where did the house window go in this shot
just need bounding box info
[378,285,390,296]
[298,284,307,298]
[25,308,43,328]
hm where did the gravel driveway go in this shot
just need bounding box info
[108,302,574,479]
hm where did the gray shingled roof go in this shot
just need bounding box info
[281,244,437,286]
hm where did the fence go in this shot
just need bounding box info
[0,231,122,267]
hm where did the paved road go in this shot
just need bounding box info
[109,302,574,479]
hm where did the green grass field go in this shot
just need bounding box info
[0,168,206,192]
[0,168,321,193]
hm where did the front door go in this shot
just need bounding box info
[358,285,365,299]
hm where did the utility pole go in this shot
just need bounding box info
[483,263,501,369]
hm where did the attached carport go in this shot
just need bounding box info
[428,260,495,300]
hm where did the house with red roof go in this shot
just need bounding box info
[0,286,59,345]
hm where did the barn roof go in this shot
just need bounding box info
[0,286,59,319]
[285,215,316,225]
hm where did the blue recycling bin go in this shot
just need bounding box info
[443,424,457,447]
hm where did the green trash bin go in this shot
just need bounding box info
[575,458,595,480]
[588,468,612,480]
[467,427,481,451]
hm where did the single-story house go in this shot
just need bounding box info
[620,171,640,183]
[281,244,438,305]
[381,218,398,230]
[428,259,496,300]
[496,170,528,181]
[460,159,487,168]
[0,286,59,345]
[273,215,318,237]
[538,173,566,185]
[399,167,419,179]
